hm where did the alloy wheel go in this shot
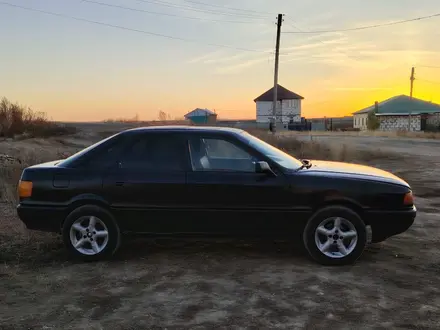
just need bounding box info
[69,216,109,256]
[314,217,358,259]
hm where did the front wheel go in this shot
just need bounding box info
[303,206,367,266]
[62,205,121,261]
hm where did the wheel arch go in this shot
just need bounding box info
[313,194,368,225]
[61,194,111,230]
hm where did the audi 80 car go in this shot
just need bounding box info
[16,126,416,265]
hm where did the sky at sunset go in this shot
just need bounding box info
[0,0,439,121]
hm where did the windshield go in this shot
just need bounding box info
[240,132,303,170]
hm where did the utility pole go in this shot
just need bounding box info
[408,67,415,131]
[272,13,283,133]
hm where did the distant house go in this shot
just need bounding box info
[353,95,440,131]
[254,84,304,125]
[184,108,217,125]
[352,106,372,131]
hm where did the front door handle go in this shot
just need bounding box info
[115,182,125,187]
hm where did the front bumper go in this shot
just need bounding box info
[17,204,66,233]
[364,205,416,243]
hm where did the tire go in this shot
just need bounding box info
[62,205,121,261]
[303,205,367,266]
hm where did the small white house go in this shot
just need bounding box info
[254,84,304,125]
[353,110,369,130]
[184,108,217,125]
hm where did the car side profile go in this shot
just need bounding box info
[16,126,416,265]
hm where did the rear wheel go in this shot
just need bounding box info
[303,206,367,266]
[62,205,121,261]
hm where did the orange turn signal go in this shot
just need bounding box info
[18,180,33,198]
[403,191,414,206]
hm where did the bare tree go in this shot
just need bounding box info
[158,111,168,121]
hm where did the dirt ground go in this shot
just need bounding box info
[1,128,440,329]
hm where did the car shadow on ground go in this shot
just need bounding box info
[1,234,391,271]
[91,238,388,268]
[115,237,307,260]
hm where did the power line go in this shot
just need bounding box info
[133,0,270,19]
[283,20,362,62]
[283,13,440,34]
[79,0,259,24]
[418,78,440,85]
[0,1,272,53]
[418,65,440,69]
[182,0,276,16]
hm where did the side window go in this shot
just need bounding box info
[120,135,187,171]
[204,139,252,159]
[189,137,256,172]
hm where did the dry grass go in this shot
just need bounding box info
[73,120,192,140]
[280,129,440,140]
[249,130,398,163]
[0,97,76,138]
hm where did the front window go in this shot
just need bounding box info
[188,137,256,172]
[240,132,303,170]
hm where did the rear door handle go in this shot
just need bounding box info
[115,182,125,187]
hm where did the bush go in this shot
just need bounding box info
[0,97,76,138]
[367,111,380,130]
[425,124,440,132]
[247,129,395,163]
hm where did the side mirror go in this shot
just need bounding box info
[255,161,276,176]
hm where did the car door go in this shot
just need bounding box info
[102,132,190,233]
[185,133,295,237]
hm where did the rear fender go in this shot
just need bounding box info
[62,194,111,229]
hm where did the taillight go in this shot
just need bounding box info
[18,180,33,198]
[403,191,414,206]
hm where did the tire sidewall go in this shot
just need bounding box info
[62,205,120,261]
[303,206,367,266]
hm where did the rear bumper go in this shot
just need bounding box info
[17,204,66,233]
[364,205,416,243]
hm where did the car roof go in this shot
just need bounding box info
[122,125,245,135]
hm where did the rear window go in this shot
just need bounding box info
[119,134,188,171]
[59,133,123,168]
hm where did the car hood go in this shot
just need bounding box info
[300,160,410,187]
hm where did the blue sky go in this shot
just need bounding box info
[0,0,439,120]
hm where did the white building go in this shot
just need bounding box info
[353,110,369,130]
[254,84,304,125]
